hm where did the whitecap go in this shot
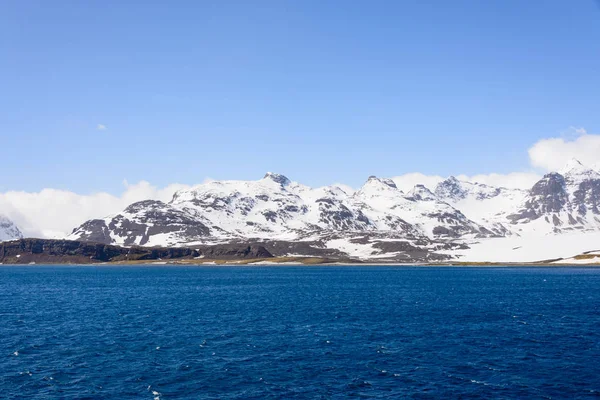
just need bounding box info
[148,386,161,400]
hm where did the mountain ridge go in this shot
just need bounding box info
[63,159,600,262]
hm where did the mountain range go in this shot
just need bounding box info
[1,159,599,262]
[54,158,600,263]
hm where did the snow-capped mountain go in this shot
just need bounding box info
[508,159,600,234]
[351,177,497,238]
[72,173,375,247]
[0,215,23,242]
[435,176,526,233]
[68,159,600,262]
[71,172,509,248]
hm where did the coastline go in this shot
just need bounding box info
[1,258,600,267]
[2,238,600,267]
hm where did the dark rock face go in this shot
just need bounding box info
[316,198,371,231]
[406,184,437,201]
[435,176,466,200]
[573,180,600,215]
[381,215,415,233]
[0,239,273,264]
[263,173,291,186]
[435,176,505,201]
[366,176,397,189]
[507,168,600,232]
[508,173,568,223]
[529,173,568,214]
[70,219,113,243]
[427,210,491,238]
[71,200,211,246]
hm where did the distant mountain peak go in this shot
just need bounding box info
[406,184,437,201]
[365,175,397,189]
[560,158,585,174]
[559,158,600,183]
[263,172,291,186]
[0,215,23,242]
[435,176,466,200]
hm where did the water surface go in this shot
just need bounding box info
[1,266,599,398]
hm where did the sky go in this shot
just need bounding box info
[1,0,600,236]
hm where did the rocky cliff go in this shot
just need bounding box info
[0,239,273,264]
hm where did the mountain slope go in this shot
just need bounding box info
[434,176,525,235]
[0,215,23,242]
[351,177,498,238]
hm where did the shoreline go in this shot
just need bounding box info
[2,238,599,267]
[1,260,600,267]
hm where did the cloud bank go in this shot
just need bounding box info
[0,181,194,238]
[528,128,600,172]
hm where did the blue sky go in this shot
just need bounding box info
[1,0,599,193]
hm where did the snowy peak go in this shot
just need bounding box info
[351,176,402,204]
[0,215,24,242]
[406,184,437,201]
[366,176,397,189]
[355,176,400,197]
[507,165,600,232]
[434,176,465,201]
[435,176,516,203]
[262,172,291,186]
[559,158,600,185]
[508,172,568,224]
[560,158,586,174]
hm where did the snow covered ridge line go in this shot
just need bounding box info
[68,159,600,263]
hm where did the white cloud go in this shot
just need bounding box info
[0,181,197,239]
[528,128,600,172]
[391,127,600,192]
[97,124,107,131]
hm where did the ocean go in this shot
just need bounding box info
[1,266,599,399]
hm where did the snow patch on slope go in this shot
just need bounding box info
[449,231,600,263]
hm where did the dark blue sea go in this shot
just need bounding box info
[1,266,599,399]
